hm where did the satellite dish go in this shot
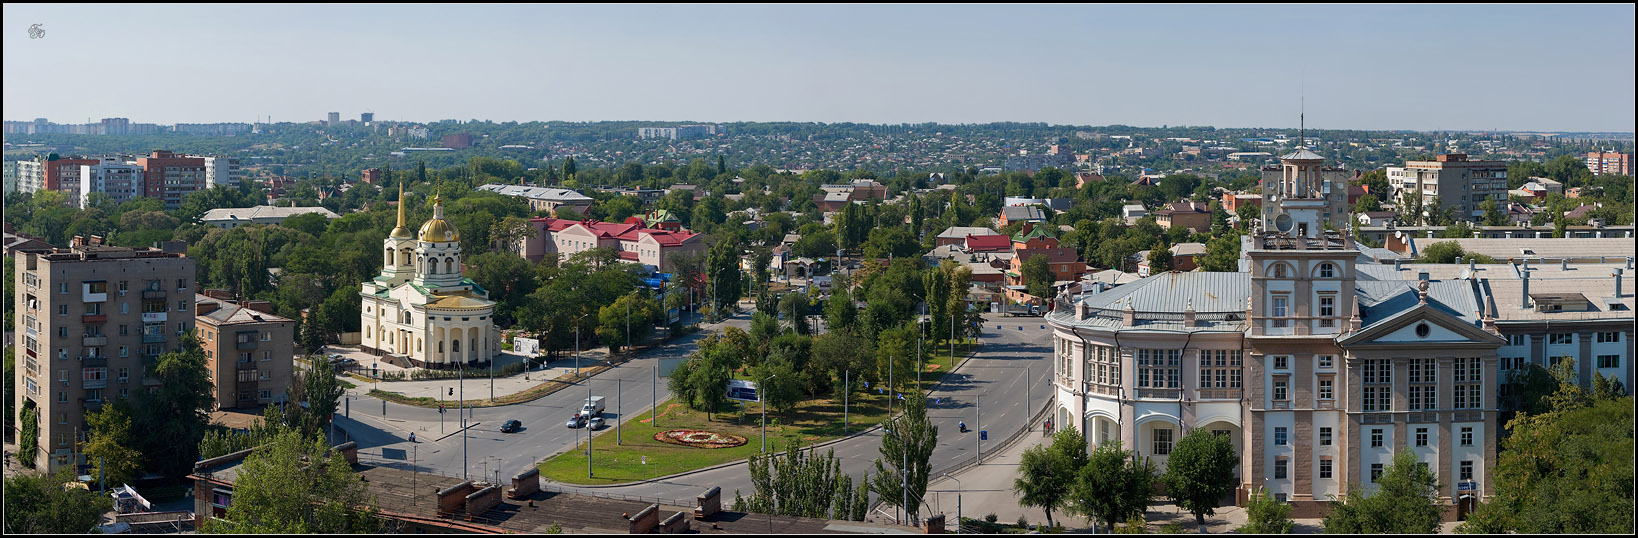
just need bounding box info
[1275,214,1294,233]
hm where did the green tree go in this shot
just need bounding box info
[1322,450,1441,534]
[742,440,847,518]
[1147,247,1174,273]
[862,227,920,260]
[1021,253,1054,298]
[84,401,144,488]
[1196,233,1241,272]
[1479,199,1507,226]
[212,428,381,533]
[1014,426,1088,527]
[1458,391,1632,533]
[133,333,216,479]
[562,156,577,184]
[871,391,937,524]
[597,293,658,354]
[2,466,115,533]
[705,239,744,319]
[1065,440,1158,531]
[1162,429,1238,529]
[18,402,38,469]
[1238,487,1294,534]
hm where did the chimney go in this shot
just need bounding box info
[1122,299,1136,327]
[1521,264,1531,309]
[1616,268,1625,298]
[1561,259,1568,271]
[243,300,275,314]
[196,299,220,316]
[1183,299,1197,327]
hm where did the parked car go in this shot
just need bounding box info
[565,415,586,429]
[501,419,522,433]
[588,416,605,430]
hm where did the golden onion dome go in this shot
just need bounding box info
[418,195,460,242]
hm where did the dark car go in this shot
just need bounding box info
[501,419,522,433]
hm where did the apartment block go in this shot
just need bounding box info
[1585,151,1631,176]
[199,155,242,188]
[1387,154,1508,221]
[17,154,100,201]
[80,158,147,207]
[194,291,295,410]
[135,150,208,209]
[12,241,196,473]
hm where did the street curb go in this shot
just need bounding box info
[541,337,987,489]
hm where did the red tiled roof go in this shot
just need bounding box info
[531,217,700,245]
[965,234,1011,252]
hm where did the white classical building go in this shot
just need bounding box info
[360,188,501,367]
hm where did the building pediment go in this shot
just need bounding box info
[1337,303,1503,349]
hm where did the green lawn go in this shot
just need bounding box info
[538,337,979,485]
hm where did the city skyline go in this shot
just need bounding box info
[3,4,1635,133]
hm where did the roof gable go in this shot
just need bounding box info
[1338,302,1503,348]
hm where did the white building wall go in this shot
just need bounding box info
[1311,411,1342,499]
[1262,412,1296,498]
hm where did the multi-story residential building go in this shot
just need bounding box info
[135,150,207,210]
[475,184,594,215]
[360,167,386,184]
[1045,149,1588,517]
[1387,154,1508,221]
[4,159,17,194]
[194,291,295,410]
[1154,201,1212,233]
[1585,151,1631,176]
[79,158,146,207]
[1005,224,1085,304]
[327,112,341,125]
[636,125,722,140]
[198,155,241,188]
[17,154,100,200]
[516,216,706,275]
[360,112,374,124]
[12,241,196,473]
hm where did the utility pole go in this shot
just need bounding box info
[461,366,467,481]
[761,374,778,454]
[975,394,980,465]
[617,377,623,445]
[844,370,849,434]
[652,364,658,428]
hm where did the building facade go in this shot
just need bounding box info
[17,154,100,200]
[79,159,147,207]
[515,216,706,274]
[12,243,197,473]
[360,190,501,368]
[1585,151,1630,176]
[476,184,594,215]
[136,150,208,210]
[1387,154,1508,221]
[194,291,295,410]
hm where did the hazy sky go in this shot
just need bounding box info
[4,4,1634,132]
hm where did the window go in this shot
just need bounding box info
[1371,428,1384,448]
[1272,264,1289,278]
[1273,379,1288,401]
[59,282,68,294]
[1272,296,1288,319]
[1597,331,1620,343]
[1597,355,1620,369]
[1275,427,1288,446]
[1460,427,1474,447]
[1549,333,1573,345]
[118,367,129,382]
[1319,296,1335,326]
[1319,427,1332,446]
[1318,355,1334,369]
[261,331,271,341]
[1507,334,1525,347]
[1319,263,1336,278]
[120,302,128,314]
[1371,464,1384,482]
[1273,355,1289,370]
[1153,428,1173,455]
[59,304,67,316]
[1274,459,1288,480]
[177,278,186,290]
[1319,459,1333,479]
[1460,461,1473,481]
[1199,349,1241,390]
[1318,378,1333,400]
[1416,427,1428,447]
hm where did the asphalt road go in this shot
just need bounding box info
[331,310,1054,517]
[545,313,1055,513]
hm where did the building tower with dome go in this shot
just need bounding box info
[360,185,500,367]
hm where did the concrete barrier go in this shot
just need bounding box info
[660,511,691,533]
[509,468,541,499]
[627,503,659,534]
[694,486,721,519]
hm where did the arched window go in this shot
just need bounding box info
[438,341,444,353]
[385,247,394,266]
[366,326,371,338]
[1272,264,1290,278]
[1318,263,1336,279]
[428,263,438,275]
[445,257,454,274]
[452,339,461,353]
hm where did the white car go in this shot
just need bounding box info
[588,416,605,430]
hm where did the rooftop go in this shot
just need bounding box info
[200,205,339,222]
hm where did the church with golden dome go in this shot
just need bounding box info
[360,185,501,367]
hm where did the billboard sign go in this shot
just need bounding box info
[726,379,760,402]
[513,337,540,356]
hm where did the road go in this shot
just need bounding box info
[331,309,749,483]
[331,309,1055,519]
[546,313,1054,514]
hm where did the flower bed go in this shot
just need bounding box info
[653,429,748,449]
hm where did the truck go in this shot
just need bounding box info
[579,396,606,417]
[1002,304,1041,317]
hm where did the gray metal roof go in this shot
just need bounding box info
[477,184,593,202]
[1077,271,1252,313]
[1354,279,1480,328]
[1281,148,1324,161]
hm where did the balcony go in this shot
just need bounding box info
[82,336,108,347]
[81,356,108,368]
[1136,388,1180,400]
[236,341,257,351]
[82,314,107,324]
[83,291,108,303]
[142,290,167,300]
[1198,389,1243,400]
[83,379,106,390]
[142,312,168,323]
[236,360,257,371]
[142,333,167,343]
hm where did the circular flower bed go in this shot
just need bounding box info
[654,429,748,449]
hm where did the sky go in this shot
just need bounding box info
[4,4,1634,132]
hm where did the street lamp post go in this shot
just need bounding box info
[943,473,962,534]
[761,374,778,454]
[573,312,591,377]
